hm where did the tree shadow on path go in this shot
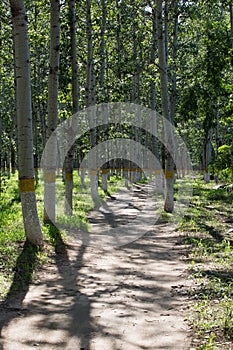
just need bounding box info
[0,179,191,350]
[0,225,93,349]
[0,240,41,337]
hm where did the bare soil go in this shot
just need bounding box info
[0,182,191,350]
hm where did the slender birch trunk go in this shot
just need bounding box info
[6,149,10,179]
[86,0,98,202]
[116,0,122,82]
[157,0,175,213]
[10,0,43,245]
[100,0,109,192]
[0,112,2,193]
[170,0,178,125]
[64,0,79,215]
[229,3,233,181]
[69,0,79,115]
[214,107,220,183]
[150,6,162,189]
[100,0,106,101]
[203,128,213,183]
[131,16,142,183]
[44,0,60,224]
[0,21,2,190]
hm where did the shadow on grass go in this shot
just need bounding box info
[188,267,233,301]
[47,223,67,255]
[204,223,233,246]
[180,183,233,308]
[201,269,233,284]
[0,240,41,339]
[4,240,41,304]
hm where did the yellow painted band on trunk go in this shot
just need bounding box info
[165,171,174,179]
[122,168,141,172]
[153,169,162,175]
[134,168,142,172]
[100,168,163,173]
[90,170,98,176]
[19,178,35,192]
[65,172,73,181]
[44,173,56,183]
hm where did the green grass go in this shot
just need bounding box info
[178,178,233,349]
[0,174,25,296]
[0,173,52,298]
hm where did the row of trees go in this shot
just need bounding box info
[1,0,233,244]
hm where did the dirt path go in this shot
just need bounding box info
[0,183,191,350]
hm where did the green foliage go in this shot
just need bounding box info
[210,144,232,182]
[215,145,231,169]
[1,0,232,172]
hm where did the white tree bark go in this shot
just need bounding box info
[64,0,79,216]
[229,3,233,182]
[100,0,109,192]
[10,0,43,245]
[157,0,175,213]
[44,0,60,224]
[69,0,79,115]
[86,0,98,202]
[150,6,162,190]
[0,112,2,191]
[170,0,178,124]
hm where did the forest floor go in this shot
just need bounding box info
[0,181,192,350]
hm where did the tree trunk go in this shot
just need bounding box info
[69,0,79,115]
[86,0,98,202]
[116,0,122,82]
[157,0,175,213]
[214,107,220,183]
[150,6,162,190]
[44,0,60,224]
[203,128,213,183]
[0,112,2,193]
[100,0,109,192]
[100,0,106,102]
[229,3,233,182]
[64,0,79,216]
[231,140,233,182]
[6,148,10,179]
[10,0,43,245]
[170,0,178,124]
[131,21,142,183]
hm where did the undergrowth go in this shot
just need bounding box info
[178,178,233,349]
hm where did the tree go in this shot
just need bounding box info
[10,0,43,245]
[156,0,175,213]
[85,0,98,203]
[99,0,109,192]
[229,1,233,181]
[64,0,80,216]
[44,0,60,224]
